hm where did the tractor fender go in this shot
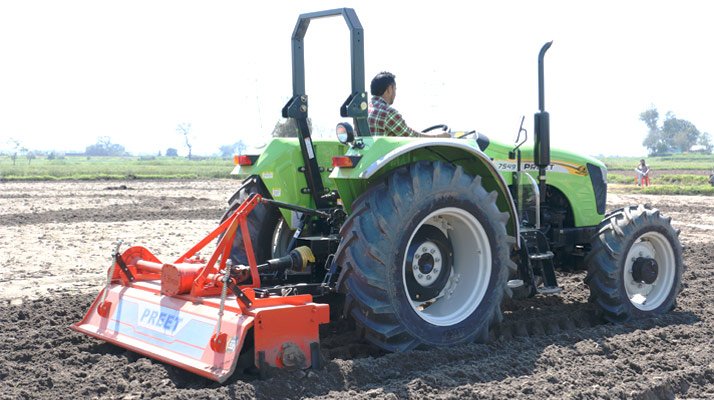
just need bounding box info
[357,139,498,179]
[337,139,520,241]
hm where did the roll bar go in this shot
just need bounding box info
[282,8,370,137]
[280,8,370,209]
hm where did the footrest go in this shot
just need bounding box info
[537,286,562,295]
[507,279,525,289]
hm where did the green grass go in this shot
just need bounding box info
[608,173,637,184]
[0,156,236,180]
[600,153,714,171]
[638,185,714,196]
[608,173,710,186]
[654,174,712,185]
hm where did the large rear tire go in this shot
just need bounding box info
[585,205,683,322]
[336,161,515,351]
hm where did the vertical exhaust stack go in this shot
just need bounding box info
[534,41,552,202]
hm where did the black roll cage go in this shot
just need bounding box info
[280,8,369,208]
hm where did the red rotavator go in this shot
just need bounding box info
[72,193,329,382]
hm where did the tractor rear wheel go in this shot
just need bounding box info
[222,178,292,265]
[585,205,683,322]
[336,161,515,351]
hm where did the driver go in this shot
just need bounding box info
[368,71,450,138]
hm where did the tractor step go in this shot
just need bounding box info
[529,251,554,261]
[519,229,561,294]
[507,279,525,288]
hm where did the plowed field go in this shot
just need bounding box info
[1,180,712,399]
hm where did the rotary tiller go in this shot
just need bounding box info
[72,193,330,382]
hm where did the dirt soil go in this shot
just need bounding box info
[1,180,713,399]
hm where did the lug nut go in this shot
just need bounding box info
[426,275,432,281]
[418,274,423,279]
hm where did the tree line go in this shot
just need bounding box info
[640,107,712,156]
[4,135,249,162]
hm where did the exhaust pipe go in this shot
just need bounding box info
[534,41,552,202]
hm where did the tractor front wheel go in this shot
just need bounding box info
[336,161,515,351]
[585,205,683,322]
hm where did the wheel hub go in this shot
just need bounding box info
[405,225,452,301]
[411,241,444,286]
[623,232,677,311]
[632,257,658,284]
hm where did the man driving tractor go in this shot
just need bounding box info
[368,71,450,138]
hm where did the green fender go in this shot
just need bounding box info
[329,136,520,238]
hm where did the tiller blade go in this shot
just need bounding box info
[71,194,330,382]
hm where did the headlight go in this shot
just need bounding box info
[336,122,354,145]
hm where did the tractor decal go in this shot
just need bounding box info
[494,159,588,176]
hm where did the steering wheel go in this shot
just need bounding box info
[422,124,449,133]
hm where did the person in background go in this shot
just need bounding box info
[635,159,651,187]
[368,71,449,138]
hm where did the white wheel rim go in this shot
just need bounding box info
[402,208,492,326]
[624,231,676,311]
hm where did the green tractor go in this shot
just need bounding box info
[227,8,683,351]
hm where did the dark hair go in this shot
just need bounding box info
[370,71,396,96]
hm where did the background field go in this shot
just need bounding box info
[599,154,714,170]
[600,154,714,195]
[1,153,713,195]
[0,155,235,180]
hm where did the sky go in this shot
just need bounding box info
[1,1,713,157]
